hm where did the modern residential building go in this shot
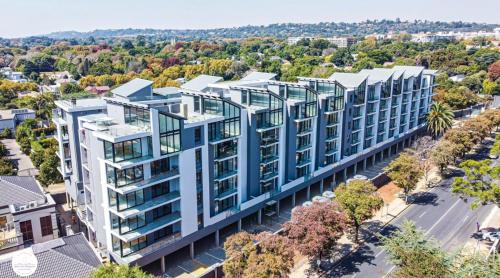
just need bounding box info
[0,176,58,254]
[0,108,36,131]
[53,66,436,272]
[0,233,101,278]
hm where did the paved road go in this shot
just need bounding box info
[330,143,497,278]
[1,138,38,176]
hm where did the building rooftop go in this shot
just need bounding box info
[0,176,45,208]
[112,78,153,98]
[55,98,107,112]
[0,233,101,278]
[241,71,277,81]
[393,65,425,78]
[181,75,223,91]
[359,68,395,83]
[153,87,182,99]
[0,108,35,120]
[329,72,368,88]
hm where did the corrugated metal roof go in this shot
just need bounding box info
[329,72,368,88]
[181,75,223,91]
[393,66,425,78]
[359,68,394,82]
[112,78,153,98]
[241,71,277,81]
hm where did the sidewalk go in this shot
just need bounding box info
[290,167,441,278]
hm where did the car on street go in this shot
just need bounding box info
[482,231,500,242]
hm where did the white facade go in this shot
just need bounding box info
[54,66,435,267]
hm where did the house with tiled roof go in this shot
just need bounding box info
[0,233,101,278]
[0,176,58,254]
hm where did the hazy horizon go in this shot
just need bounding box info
[2,0,499,38]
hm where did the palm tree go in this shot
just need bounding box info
[427,101,454,138]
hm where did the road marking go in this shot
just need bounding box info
[418,211,427,218]
[204,252,223,261]
[425,199,461,236]
[351,274,357,278]
[462,215,469,223]
[375,249,384,258]
[384,266,396,277]
[480,206,499,230]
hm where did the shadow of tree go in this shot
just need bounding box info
[411,191,439,206]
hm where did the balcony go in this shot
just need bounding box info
[260,171,279,182]
[260,154,279,164]
[109,191,181,218]
[0,227,22,251]
[111,169,179,194]
[214,170,238,182]
[214,188,238,201]
[112,212,182,242]
[118,232,182,262]
[260,136,279,145]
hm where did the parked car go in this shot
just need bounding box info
[482,231,500,242]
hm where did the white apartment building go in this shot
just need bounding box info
[53,66,436,271]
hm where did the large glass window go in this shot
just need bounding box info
[214,140,237,159]
[214,157,237,178]
[214,176,237,196]
[106,165,144,187]
[108,189,145,211]
[151,157,179,177]
[159,113,181,155]
[296,134,311,150]
[121,236,147,256]
[124,106,150,128]
[104,139,143,162]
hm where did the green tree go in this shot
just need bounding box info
[451,253,500,278]
[382,220,450,278]
[452,159,500,208]
[430,140,460,174]
[0,128,11,139]
[0,157,16,175]
[37,150,62,186]
[427,102,454,138]
[90,263,153,278]
[334,179,383,242]
[385,152,424,203]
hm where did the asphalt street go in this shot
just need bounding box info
[329,142,497,278]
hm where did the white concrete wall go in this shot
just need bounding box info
[14,207,58,244]
[179,149,198,237]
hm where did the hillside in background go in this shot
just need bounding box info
[31,20,500,40]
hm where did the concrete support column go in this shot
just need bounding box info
[395,143,399,153]
[215,230,220,246]
[276,200,280,217]
[372,155,376,166]
[257,209,262,225]
[354,163,358,175]
[381,150,384,161]
[319,180,324,193]
[190,242,195,259]
[343,168,347,182]
[363,159,367,171]
[237,219,242,232]
[161,256,166,273]
[292,193,296,207]
[332,174,336,190]
[306,185,311,200]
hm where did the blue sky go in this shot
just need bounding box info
[2,0,499,38]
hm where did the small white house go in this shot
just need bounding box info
[0,176,58,255]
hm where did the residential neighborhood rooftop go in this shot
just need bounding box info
[0,176,45,208]
[0,233,101,278]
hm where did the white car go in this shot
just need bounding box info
[482,231,500,242]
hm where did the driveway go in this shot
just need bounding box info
[1,138,38,176]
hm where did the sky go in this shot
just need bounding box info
[1,0,499,38]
